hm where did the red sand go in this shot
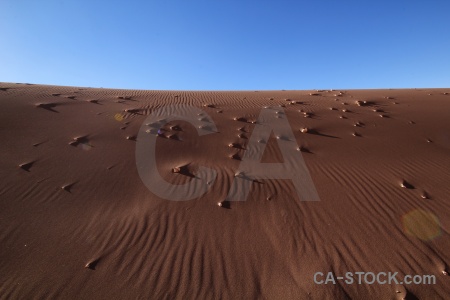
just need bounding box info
[0,83,449,299]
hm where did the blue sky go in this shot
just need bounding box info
[1,0,449,90]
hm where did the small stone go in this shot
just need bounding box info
[297,146,309,152]
[19,162,34,171]
[230,153,241,160]
[400,180,414,189]
[84,259,99,270]
[233,117,247,122]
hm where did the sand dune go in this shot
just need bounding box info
[0,82,449,299]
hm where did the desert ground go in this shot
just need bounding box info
[0,82,449,299]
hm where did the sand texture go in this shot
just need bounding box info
[0,83,449,299]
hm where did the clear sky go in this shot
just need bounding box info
[1,0,449,90]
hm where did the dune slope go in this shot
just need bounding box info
[0,83,449,299]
